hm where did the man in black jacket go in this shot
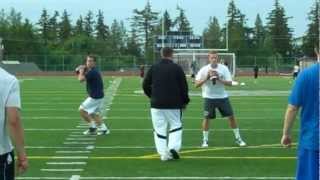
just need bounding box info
[143,47,190,161]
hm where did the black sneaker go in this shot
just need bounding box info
[169,149,180,160]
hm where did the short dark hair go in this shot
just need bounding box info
[161,47,174,58]
[86,55,97,62]
[208,50,218,55]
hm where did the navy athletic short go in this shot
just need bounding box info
[203,98,234,119]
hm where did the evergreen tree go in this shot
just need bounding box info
[74,15,84,35]
[266,0,293,59]
[48,11,59,43]
[84,11,95,37]
[95,10,109,41]
[131,0,158,60]
[253,14,265,50]
[203,16,222,48]
[37,9,50,45]
[227,0,247,55]
[58,10,72,42]
[162,10,173,33]
[302,0,320,57]
[174,6,192,33]
[127,28,142,58]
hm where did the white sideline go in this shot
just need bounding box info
[25,128,298,132]
[16,176,295,180]
[25,145,292,150]
[46,162,87,165]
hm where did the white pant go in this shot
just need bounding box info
[150,108,183,156]
[79,97,104,115]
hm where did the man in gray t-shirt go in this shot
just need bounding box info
[0,67,28,179]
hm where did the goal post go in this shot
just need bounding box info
[173,49,236,77]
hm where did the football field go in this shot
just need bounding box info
[17,76,298,180]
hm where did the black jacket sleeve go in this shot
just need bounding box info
[142,66,152,98]
[177,66,190,107]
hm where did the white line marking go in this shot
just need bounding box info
[63,142,95,145]
[25,128,298,132]
[41,169,83,172]
[76,126,88,128]
[16,177,295,180]
[48,156,89,159]
[46,162,87,165]
[56,151,91,154]
[70,175,81,180]
[78,177,294,180]
[16,177,69,180]
[25,146,294,150]
[66,138,96,141]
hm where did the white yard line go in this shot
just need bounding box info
[56,151,91,154]
[41,169,83,172]
[66,138,96,141]
[46,162,87,165]
[63,142,95,145]
[16,177,295,180]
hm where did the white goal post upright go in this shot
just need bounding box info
[173,49,236,77]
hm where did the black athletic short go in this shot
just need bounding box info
[203,98,234,119]
[0,151,14,180]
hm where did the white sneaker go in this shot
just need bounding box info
[160,153,172,161]
[83,127,97,135]
[97,128,110,135]
[235,138,247,147]
[201,141,209,148]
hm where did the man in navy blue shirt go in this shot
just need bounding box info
[77,55,109,135]
[281,61,319,180]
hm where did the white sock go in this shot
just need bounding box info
[233,128,241,140]
[90,121,96,128]
[168,130,182,152]
[203,131,209,142]
[99,123,107,130]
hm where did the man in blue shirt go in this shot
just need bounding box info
[77,55,109,135]
[281,62,319,180]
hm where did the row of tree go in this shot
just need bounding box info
[0,0,319,67]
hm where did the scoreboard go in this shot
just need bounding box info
[155,31,203,50]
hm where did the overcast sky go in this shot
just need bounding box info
[0,0,316,37]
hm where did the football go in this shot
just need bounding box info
[75,65,87,75]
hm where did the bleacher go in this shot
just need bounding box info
[0,60,41,74]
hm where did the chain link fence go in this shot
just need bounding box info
[3,54,297,74]
[3,54,140,71]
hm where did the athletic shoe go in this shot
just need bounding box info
[169,149,180,160]
[201,141,209,148]
[160,153,172,161]
[235,138,247,147]
[83,127,97,135]
[97,128,110,135]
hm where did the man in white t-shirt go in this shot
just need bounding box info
[195,51,246,148]
[0,67,28,179]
